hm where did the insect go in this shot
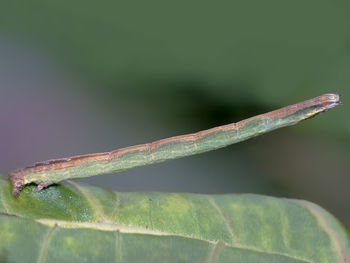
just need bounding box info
[10,93,340,196]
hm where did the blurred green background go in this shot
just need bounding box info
[0,1,349,228]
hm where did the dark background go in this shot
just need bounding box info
[0,1,349,228]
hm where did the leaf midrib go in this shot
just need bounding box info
[35,218,313,263]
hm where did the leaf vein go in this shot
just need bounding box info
[67,180,109,223]
[207,196,239,244]
[111,191,121,220]
[115,230,121,263]
[292,200,347,263]
[208,241,225,263]
[36,224,58,263]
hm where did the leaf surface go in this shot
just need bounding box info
[0,177,348,263]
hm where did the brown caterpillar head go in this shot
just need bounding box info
[9,169,25,197]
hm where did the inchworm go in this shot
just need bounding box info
[9,93,340,196]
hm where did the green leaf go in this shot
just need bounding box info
[0,177,348,263]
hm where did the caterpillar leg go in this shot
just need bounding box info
[35,181,53,192]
